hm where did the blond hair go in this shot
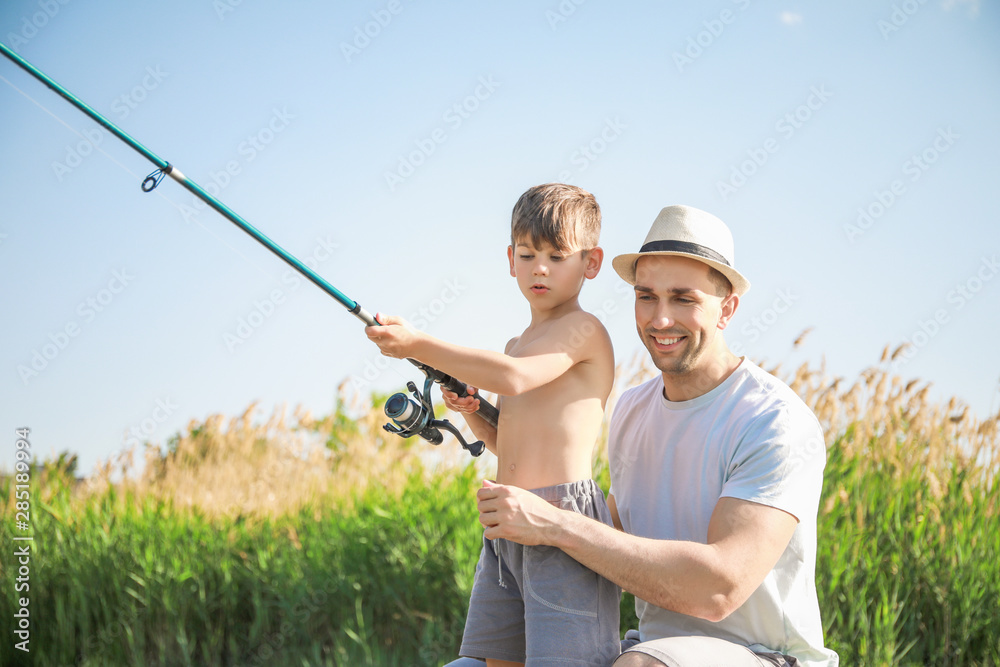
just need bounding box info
[510,183,601,252]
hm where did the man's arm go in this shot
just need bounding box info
[365,311,604,396]
[477,482,798,622]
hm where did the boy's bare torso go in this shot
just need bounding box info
[494,312,614,490]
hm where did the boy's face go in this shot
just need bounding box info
[507,239,602,310]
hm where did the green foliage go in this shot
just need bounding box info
[816,434,1000,666]
[1,465,484,666]
[2,405,997,666]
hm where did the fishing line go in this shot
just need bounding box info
[2,42,496,455]
[1,64,413,398]
[0,72,276,280]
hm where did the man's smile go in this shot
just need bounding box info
[651,334,686,350]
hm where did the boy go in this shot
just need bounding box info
[365,183,620,666]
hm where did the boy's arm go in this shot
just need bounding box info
[437,335,517,457]
[365,312,604,396]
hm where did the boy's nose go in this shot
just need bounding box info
[533,261,548,275]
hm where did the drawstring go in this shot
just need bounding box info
[494,538,507,588]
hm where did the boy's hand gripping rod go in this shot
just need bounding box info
[1,42,494,456]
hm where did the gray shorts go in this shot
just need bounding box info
[618,632,801,666]
[460,478,621,666]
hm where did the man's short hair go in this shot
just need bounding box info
[707,267,733,297]
[511,183,601,252]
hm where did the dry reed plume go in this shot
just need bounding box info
[83,381,475,519]
[80,334,998,521]
[774,342,997,496]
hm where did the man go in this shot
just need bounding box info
[448,205,838,666]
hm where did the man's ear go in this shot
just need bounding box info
[507,245,516,278]
[584,247,604,280]
[717,292,740,330]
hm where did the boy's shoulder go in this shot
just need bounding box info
[549,307,603,324]
[531,308,610,340]
[507,309,612,359]
[541,309,613,360]
[556,308,611,336]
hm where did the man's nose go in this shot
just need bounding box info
[649,303,674,329]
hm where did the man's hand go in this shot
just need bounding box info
[477,480,562,546]
[364,312,422,359]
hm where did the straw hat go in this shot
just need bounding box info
[612,205,751,296]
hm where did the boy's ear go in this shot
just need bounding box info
[584,247,604,279]
[507,245,516,277]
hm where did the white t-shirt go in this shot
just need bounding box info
[609,359,838,666]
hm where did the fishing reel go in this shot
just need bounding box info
[383,375,485,457]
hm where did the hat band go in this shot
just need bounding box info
[638,240,731,267]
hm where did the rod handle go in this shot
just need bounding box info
[357,306,500,429]
[410,361,499,428]
[438,376,500,429]
[350,304,378,326]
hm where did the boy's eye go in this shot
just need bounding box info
[519,254,533,260]
[550,255,564,261]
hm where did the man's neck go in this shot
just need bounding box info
[661,351,742,402]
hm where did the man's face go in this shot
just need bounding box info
[633,255,735,378]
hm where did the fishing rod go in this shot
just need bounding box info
[1,42,494,457]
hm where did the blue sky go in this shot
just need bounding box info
[1,1,997,476]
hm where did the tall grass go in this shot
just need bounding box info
[784,344,1000,666]
[1,344,998,666]
[2,391,490,667]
